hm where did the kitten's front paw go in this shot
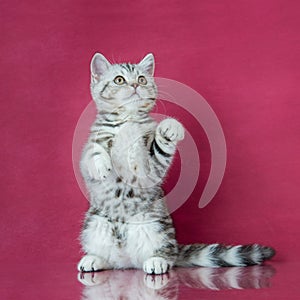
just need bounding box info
[143,257,170,275]
[78,255,107,272]
[157,118,184,143]
[87,152,112,180]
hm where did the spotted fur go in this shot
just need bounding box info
[78,53,275,274]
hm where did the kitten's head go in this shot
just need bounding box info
[90,53,157,117]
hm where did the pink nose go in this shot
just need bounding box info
[131,83,138,89]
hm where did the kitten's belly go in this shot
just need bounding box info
[83,214,165,269]
[111,122,152,182]
[112,122,149,152]
[83,214,133,268]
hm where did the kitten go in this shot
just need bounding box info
[78,53,275,274]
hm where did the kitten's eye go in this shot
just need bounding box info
[114,76,126,85]
[138,76,147,85]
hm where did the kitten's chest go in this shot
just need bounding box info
[110,122,154,179]
[112,122,151,150]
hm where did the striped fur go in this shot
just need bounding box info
[176,244,275,268]
[78,53,275,275]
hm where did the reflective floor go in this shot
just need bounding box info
[2,261,300,299]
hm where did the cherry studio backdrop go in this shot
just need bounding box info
[1,0,299,299]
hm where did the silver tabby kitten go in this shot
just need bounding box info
[78,53,275,274]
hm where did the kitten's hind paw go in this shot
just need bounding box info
[143,257,170,275]
[77,255,108,272]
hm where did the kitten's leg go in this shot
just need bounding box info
[81,142,112,180]
[142,231,178,274]
[129,216,178,275]
[79,214,113,273]
[149,118,184,178]
[142,238,179,275]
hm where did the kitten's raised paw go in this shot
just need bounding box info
[143,257,170,275]
[157,118,184,142]
[77,255,107,272]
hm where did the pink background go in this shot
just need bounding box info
[1,0,299,299]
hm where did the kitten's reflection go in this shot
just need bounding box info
[79,265,276,300]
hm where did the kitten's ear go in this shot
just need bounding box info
[138,53,155,76]
[90,53,111,82]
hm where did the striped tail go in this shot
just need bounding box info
[175,243,275,268]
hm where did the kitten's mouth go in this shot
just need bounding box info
[126,91,142,101]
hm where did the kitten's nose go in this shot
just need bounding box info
[131,83,139,89]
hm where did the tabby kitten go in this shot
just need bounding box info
[78,53,275,274]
